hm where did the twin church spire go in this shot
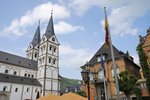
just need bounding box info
[30,12,55,47]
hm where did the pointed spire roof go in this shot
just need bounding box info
[44,12,55,39]
[31,24,41,47]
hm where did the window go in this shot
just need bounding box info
[111,69,114,78]
[35,88,38,93]
[35,53,37,58]
[49,46,52,51]
[97,56,101,62]
[24,73,27,77]
[99,70,104,80]
[53,48,56,52]
[15,88,18,92]
[27,88,29,92]
[5,69,8,73]
[53,59,56,64]
[97,55,105,62]
[28,74,30,77]
[52,37,55,42]
[111,67,119,77]
[14,71,17,75]
[49,57,52,63]
[31,75,34,78]
[3,86,7,91]
[116,67,120,74]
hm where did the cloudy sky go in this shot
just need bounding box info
[0,0,150,79]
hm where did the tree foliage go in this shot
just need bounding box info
[136,43,149,75]
[75,90,87,97]
[136,43,150,93]
[118,71,139,100]
[134,86,142,100]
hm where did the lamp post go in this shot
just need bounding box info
[81,70,90,100]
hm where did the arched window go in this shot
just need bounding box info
[49,57,52,63]
[98,70,104,80]
[15,88,18,92]
[111,67,120,77]
[14,71,17,75]
[52,37,55,42]
[3,86,7,91]
[24,73,27,77]
[35,52,38,58]
[53,48,56,52]
[111,69,114,78]
[27,88,29,92]
[49,45,52,51]
[31,75,34,78]
[117,67,120,74]
[28,74,30,77]
[53,59,56,64]
[5,69,8,73]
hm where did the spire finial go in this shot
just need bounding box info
[51,9,53,16]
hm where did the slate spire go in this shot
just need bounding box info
[31,22,41,47]
[44,11,55,39]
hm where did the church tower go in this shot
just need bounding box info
[26,23,41,61]
[37,12,60,96]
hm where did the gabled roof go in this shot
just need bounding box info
[31,24,41,47]
[89,43,124,64]
[0,51,37,70]
[0,73,41,86]
[44,14,55,39]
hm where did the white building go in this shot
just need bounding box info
[0,13,60,100]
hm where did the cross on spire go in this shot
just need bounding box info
[51,9,53,15]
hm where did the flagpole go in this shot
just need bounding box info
[104,7,120,100]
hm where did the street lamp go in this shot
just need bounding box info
[81,70,90,100]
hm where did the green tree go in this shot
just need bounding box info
[118,71,138,100]
[75,90,87,97]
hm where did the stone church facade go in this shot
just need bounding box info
[0,13,60,100]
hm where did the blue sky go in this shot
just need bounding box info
[0,0,150,79]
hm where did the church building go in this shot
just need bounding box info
[0,13,60,100]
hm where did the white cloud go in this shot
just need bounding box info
[132,54,139,65]
[65,0,150,36]
[0,2,70,37]
[66,0,129,16]
[101,0,150,36]
[55,21,84,34]
[59,43,94,68]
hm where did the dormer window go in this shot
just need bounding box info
[52,37,55,42]
[97,55,105,62]
[97,56,101,62]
